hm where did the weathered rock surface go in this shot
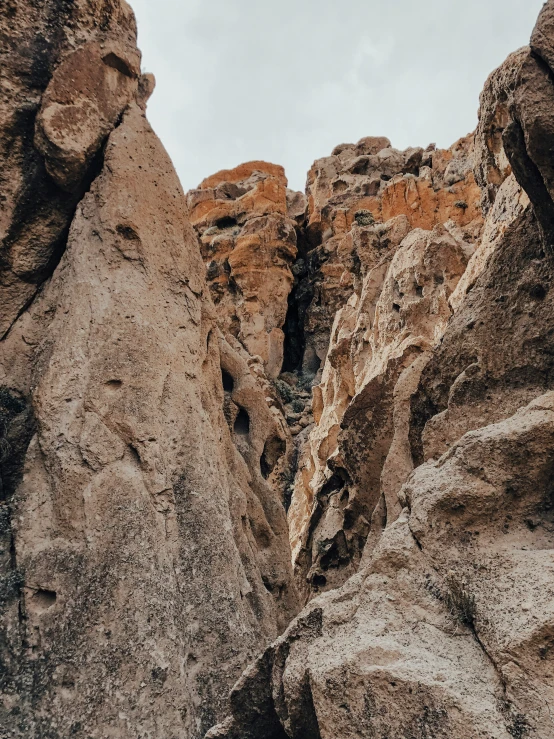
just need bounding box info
[289,222,471,596]
[188,163,304,379]
[209,394,554,739]
[208,2,554,738]
[5,0,554,738]
[285,133,483,596]
[0,0,142,339]
[296,134,483,377]
[0,3,299,737]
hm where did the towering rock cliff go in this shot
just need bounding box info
[0,3,299,737]
[286,134,483,596]
[206,2,554,738]
[3,1,554,738]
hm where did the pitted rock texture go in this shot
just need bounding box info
[4,0,554,738]
[289,222,471,596]
[187,163,305,379]
[0,102,300,739]
[209,395,554,739]
[296,134,483,377]
[0,0,142,339]
[286,134,483,596]
[208,3,554,738]
[0,4,300,737]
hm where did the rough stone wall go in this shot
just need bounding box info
[286,135,484,597]
[0,4,299,738]
[0,0,141,338]
[208,3,554,738]
[5,0,554,738]
[298,134,483,377]
[187,163,306,380]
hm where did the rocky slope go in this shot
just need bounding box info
[3,1,554,738]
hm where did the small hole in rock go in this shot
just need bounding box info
[32,589,57,612]
[105,379,122,389]
[312,574,327,589]
[129,444,141,465]
[221,369,234,392]
[116,224,140,241]
[234,408,250,436]
[206,261,220,280]
[415,285,424,297]
[530,284,547,301]
[102,52,134,77]
[392,303,401,312]
[262,576,274,593]
[260,436,286,479]
[216,216,238,230]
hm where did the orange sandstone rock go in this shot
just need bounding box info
[188,163,305,378]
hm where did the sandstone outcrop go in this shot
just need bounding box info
[289,222,472,595]
[187,163,305,380]
[296,134,483,377]
[0,0,142,339]
[209,395,554,739]
[285,134,483,595]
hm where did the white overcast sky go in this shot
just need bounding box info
[131,0,545,193]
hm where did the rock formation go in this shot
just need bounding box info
[286,135,483,596]
[187,162,305,380]
[298,134,482,377]
[206,3,554,738]
[3,0,554,738]
[1,3,299,737]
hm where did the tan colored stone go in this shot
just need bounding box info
[6,1,554,737]
[208,6,554,736]
[295,134,482,378]
[289,224,469,594]
[35,41,140,190]
[1,91,298,739]
[0,0,140,338]
[211,396,554,739]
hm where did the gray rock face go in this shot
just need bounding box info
[206,2,554,738]
[209,394,554,739]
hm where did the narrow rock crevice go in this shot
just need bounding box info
[1,76,137,340]
[1,136,110,341]
[502,116,554,253]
